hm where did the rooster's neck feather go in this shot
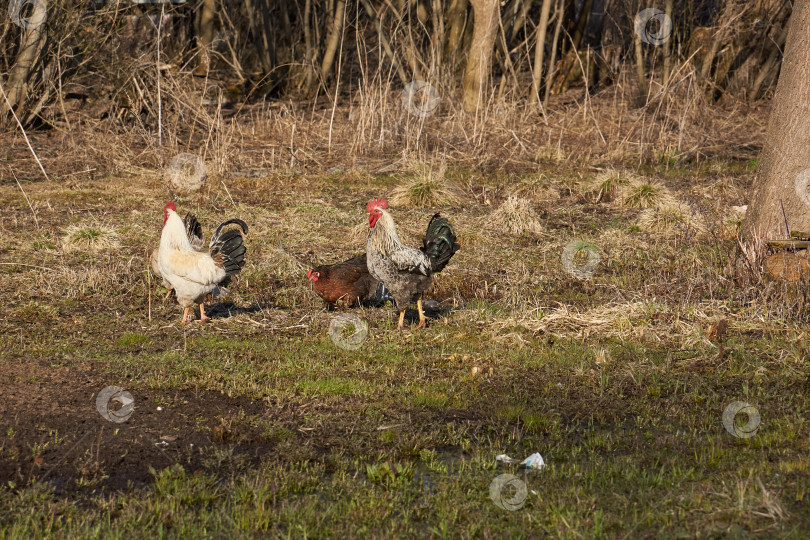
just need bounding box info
[162,211,193,250]
[369,210,402,254]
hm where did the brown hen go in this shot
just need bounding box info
[307,254,386,307]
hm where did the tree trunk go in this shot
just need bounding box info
[417,0,429,26]
[742,0,810,252]
[245,0,276,75]
[445,0,469,51]
[431,0,445,68]
[361,0,408,86]
[633,25,646,105]
[3,1,48,117]
[508,0,532,43]
[570,0,593,51]
[699,1,737,85]
[544,0,564,108]
[319,0,347,85]
[194,0,217,77]
[530,0,554,109]
[749,22,789,101]
[663,0,674,87]
[444,0,469,71]
[462,0,499,113]
[303,0,317,92]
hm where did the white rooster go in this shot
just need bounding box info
[150,211,205,298]
[157,202,248,324]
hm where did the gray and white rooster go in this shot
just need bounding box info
[365,198,459,329]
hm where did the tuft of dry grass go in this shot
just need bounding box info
[636,202,706,236]
[500,301,715,344]
[29,261,139,300]
[349,222,370,245]
[261,247,309,280]
[390,161,462,208]
[585,169,632,203]
[61,225,120,253]
[535,145,567,163]
[511,174,561,203]
[487,196,544,236]
[720,205,747,240]
[620,179,675,209]
[13,301,59,322]
[595,347,610,365]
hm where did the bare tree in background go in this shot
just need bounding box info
[444,0,469,70]
[530,0,554,110]
[2,1,47,119]
[194,0,217,77]
[742,0,810,254]
[317,0,347,91]
[0,0,795,129]
[462,0,499,112]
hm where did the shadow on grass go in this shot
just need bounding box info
[203,302,267,319]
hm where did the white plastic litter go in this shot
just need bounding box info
[496,452,546,470]
[521,453,546,470]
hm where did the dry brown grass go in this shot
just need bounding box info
[619,178,676,209]
[721,205,748,240]
[510,174,561,203]
[27,260,140,300]
[1,64,768,188]
[584,168,632,203]
[636,202,706,236]
[390,161,462,208]
[486,196,544,236]
[61,225,120,253]
[490,298,775,348]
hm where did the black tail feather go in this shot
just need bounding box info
[210,219,248,277]
[421,213,460,273]
[209,218,249,247]
[184,212,204,250]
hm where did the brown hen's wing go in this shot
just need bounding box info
[329,259,370,282]
[356,273,379,299]
[311,278,343,304]
[313,276,360,305]
[331,254,366,268]
[311,254,372,306]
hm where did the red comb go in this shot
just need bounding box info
[164,202,177,212]
[366,198,388,212]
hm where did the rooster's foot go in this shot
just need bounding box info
[398,310,406,330]
[199,303,210,323]
[416,299,427,328]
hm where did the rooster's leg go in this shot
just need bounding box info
[416,299,427,328]
[200,303,210,323]
[398,309,406,330]
[164,289,172,300]
[181,306,190,325]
